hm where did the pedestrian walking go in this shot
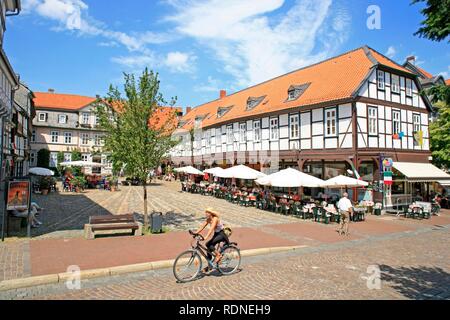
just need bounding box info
[337,192,353,236]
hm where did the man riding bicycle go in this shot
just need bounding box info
[193,208,229,273]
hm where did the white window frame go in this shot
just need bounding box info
[215,130,221,145]
[205,130,211,148]
[413,114,421,133]
[377,71,385,90]
[64,132,72,144]
[239,123,246,143]
[81,133,89,145]
[226,125,233,144]
[49,152,58,168]
[368,107,378,135]
[290,114,299,139]
[50,131,59,143]
[254,120,261,143]
[82,112,90,125]
[406,79,412,97]
[29,152,36,166]
[392,110,401,134]
[58,114,67,124]
[93,134,102,146]
[38,113,47,122]
[391,75,400,94]
[63,153,72,162]
[325,108,337,137]
[82,154,89,162]
[270,118,279,141]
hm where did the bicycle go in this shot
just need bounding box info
[173,230,241,283]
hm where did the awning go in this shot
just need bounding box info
[438,180,450,186]
[392,162,450,182]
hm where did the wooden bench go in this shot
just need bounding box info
[84,214,143,240]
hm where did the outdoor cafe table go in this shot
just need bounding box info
[352,207,367,221]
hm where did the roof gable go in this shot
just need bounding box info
[34,92,97,111]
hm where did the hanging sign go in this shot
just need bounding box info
[383,171,393,185]
[382,158,393,169]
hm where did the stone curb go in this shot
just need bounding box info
[0,245,305,292]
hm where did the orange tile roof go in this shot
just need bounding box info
[149,107,182,132]
[179,46,416,130]
[446,79,450,86]
[34,92,97,110]
[415,66,434,79]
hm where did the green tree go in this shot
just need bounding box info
[71,149,83,176]
[412,0,450,42]
[429,101,450,170]
[95,69,179,231]
[37,149,50,168]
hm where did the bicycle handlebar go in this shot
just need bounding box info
[189,230,204,241]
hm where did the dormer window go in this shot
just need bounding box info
[246,96,265,111]
[287,83,311,101]
[217,106,233,118]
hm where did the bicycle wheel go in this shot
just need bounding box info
[173,250,202,283]
[217,246,241,275]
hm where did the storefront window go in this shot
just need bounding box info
[359,162,375,181]
[324,162,348,180]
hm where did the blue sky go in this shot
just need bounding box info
[5,0,450,110]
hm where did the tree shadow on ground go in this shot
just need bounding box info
[1,190,115,238]
[133,210,203,230]
[380,264,450,300]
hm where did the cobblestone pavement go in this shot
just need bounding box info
[1,225,448,300]
[30,181,298,238]
[0,240,30,281]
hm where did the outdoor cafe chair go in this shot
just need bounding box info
[281,203,291,215]
[313,207,321,222]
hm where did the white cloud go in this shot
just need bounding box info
[165,0,351,87]
[438,66,450,79]
[111,51,196,74]
[22,0,173,53]
[194,76,222,93]
[165,52,196,73]
[385,46,396,59]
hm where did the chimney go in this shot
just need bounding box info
[48,88,55,93]
[185,106,192,115]
[96,94,100,99]
[406,56,416,65]
[220,90,227,99]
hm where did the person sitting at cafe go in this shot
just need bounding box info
[10,202,44,228]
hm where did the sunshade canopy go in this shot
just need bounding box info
[174,166,204,175]
[392,162,450,182]
[322,175,369,188]
[60,161,106,168]
[204,167,225,176]
[29,167,54,176]
[217,165,266,180]
[256,168,324,188]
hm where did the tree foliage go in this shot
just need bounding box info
[95,68,179,230]
[412,0,450,42]
[430,101,450,170]
[37,149,50,168]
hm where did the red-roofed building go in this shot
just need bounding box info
[170,46,445,203]
[30,90,113,175]
[31,90,182,175]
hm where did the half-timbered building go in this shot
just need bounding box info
[170,46,449,201]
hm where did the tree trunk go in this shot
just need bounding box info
[143,182,149,232]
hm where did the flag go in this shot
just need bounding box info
[414,131,423,147]
[384,171,393,185]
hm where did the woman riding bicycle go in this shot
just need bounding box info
[194,208,229,272]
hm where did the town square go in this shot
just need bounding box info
[0,0,449,305]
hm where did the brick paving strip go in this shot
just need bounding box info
[0,181,448,292]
